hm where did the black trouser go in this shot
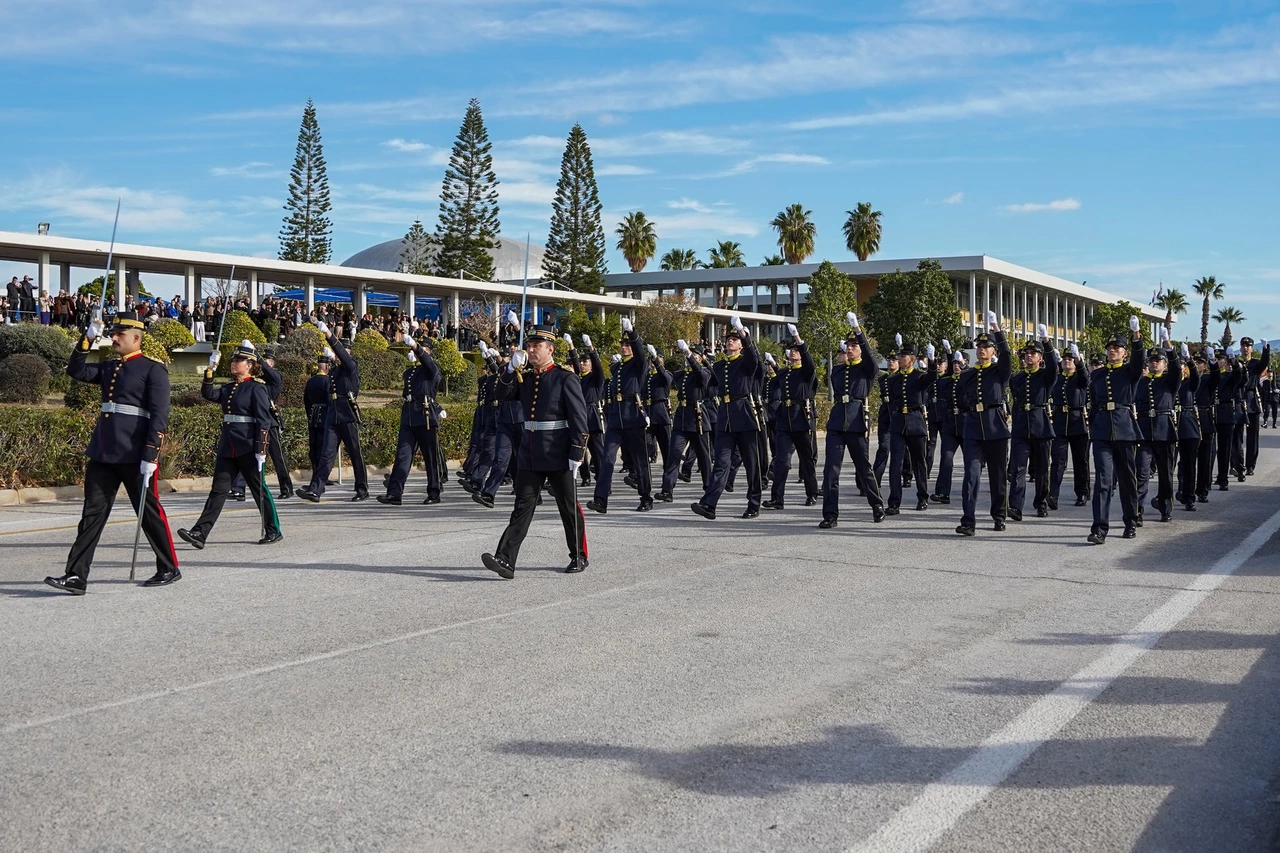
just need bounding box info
[1244,411,1261,470]
[1265,400,1279,424]
[1196,423,1216,498]
[933,430,961,498]
[1092,440,1138,536]
[888,433,928,508]
[1216,422,1239,485]
[960,437,1008,528]
[233,423,291,495]
[467,424,496,484]
[1230,421,1246,475]
[1050,434,1090,502]
[495,467,586,569]
[1177,437,1201,504]
[702,428,761,511]
[387,424,441,499]
[483,422,522,498]
[595,425,652,506]
[584,431,604,483]
[1009,435,1051,513]
[662,429,711,493]
[1136,441,1173,510]
[874,418,890,486]
[65,460,179,581]
[310,421,367,495]
[191,455,281,540]
[771,428,818,504]
[821,431,882,520]
[926,424,939,478]
[649,422,671,470]
[307,426,324,475]
[759,422,773,481]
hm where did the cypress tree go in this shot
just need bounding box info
[543,123,607,294]
[278,99,332,264]
[433,98,501,281]
[400,219,433,275]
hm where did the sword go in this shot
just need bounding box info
[129,472,150,581]
[518,233,530,349]
[104,198,121,311]
[213,264,237,354]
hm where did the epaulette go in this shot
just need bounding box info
[253,377,267,384]
[145,355,166,365]
[560,363,575,371]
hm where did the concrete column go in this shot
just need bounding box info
[771,283,778,315]
[404,285,416,317]
[530,297,539,326]
[968,272,977,339]
[38,251,51,298]
[357,283,368,317]
[752,280,759,313]
[60,262,72,296]
[1054,295,1061,347]
[1021,286,1028,337]
[114,257,127,311]
[791,279,799,318]
[249,271,259,309]
[305,276,315,313]
[491,295,500,338]
[451,290,460,334]
[183,265,196,307]
[983,275,990,322]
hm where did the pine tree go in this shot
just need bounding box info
[278,99,332,264]
[433,98,501,281]
[400,219,433,275]
[543,123,608,294]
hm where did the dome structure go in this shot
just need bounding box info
[342,236,547,283]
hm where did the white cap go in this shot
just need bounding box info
[241,339,254,349]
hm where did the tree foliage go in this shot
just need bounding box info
[543,123,607,294]
[400,219,434,275]
[1192,275,1225,346]
[557,301,621,354]
[862,259,962,354]
[429,337,468,395]
[770,203,816,265]
[279,99,332,263]
[660,248,702,271]
[0,323,74,373]
[633,294,703,354]
[843,202,883,261]
[798,261,860,380]
[351,328,390,362]
[762,254,786,266]
[1212,305,1246,349]
[615,211,658,273]
[0,354,52,403]
[1079,300,1155,358]
[148,318,196,353]
[78,273,152,299]
[433,98,501,281]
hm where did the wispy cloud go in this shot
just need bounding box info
[383,138,430,153]
[648,199,759,239]
[596,164,653,177]
[0,169,203,231]
[721,153,831,176]
[942,192,965,204]
[210,161,280,179]
[1004,197,1080,213]
[905,0,1044,21]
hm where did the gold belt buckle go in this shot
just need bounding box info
[1107,402,1116,411]
[616,395,623,402]
[724,395,731,403]
[786,400,792,407]
[902,407,909,414]
[1062,405,1069,412]
[1024,404,1031,411]
[841,394,850,403]
[976,403,985,412]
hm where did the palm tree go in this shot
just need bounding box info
[1192,275,1225,346]
[1213,305,1245,349]
[770,203,816,264]
[708,241,747,308]
[843,202,883,261]
[659,248,702,271]
[762,254,785,265]
[1153,287,1189,341]
[615,211,658,273]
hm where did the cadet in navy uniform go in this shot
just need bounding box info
[691,316,763,520]
[1175,344,1205,511]
[297,321,368,502]
[657,339,713,500]
[644,344,673,471]
[818,312,884,528]
[462,345,501,492]
[588,318,653,513]
[764,324,819,510]
[1192,346,1220,503]
[1049,343,1091,508]
[955,312,1013,536]
[476,334,527,508]
[873,350,900,488]
[930,344,965,506]
[1135,335,1181,522]
[1213,348,1245,489]
[884,339,936,514]
[1008,329,1059,520]
[47,312,180,594]
[1078,316,1146,544]
[1238,336,1270,474]
[567,334,605,486]
[304,349,333,479]
[379,333,442,505]
[1265,369,1279,427]
[178,342,283,548]
[481,325,590,580]
[231,348,293,501]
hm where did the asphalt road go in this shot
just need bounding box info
[2,433,1279,852]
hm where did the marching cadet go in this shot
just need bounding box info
[47,311,180,594]
[1007,326,1059,520]
[588,318,653,513]
[929,343,965,506]
[873,350,900,489]
[177,341,283,549]
[1264,368,1279,428]
[378,333,442,506]
[567,334,605,487]
[461,344,501,493]
[1175,343,1206,511]
[1214,347,1245,490]
[475,333,527,509]
[481,325,590,580]
[925,345,948,480]
[304,349,332,480]
[818,312,884,528]
[1078,315,1146,544]
[756,350,774,484]
[764,324,819,510]
[1238,337,1270,474]
[297,321,368,502]
[1193,345,1220,503]
[1049,343,1091,509]
[231,347,293,501]
[656,339,713,500]
[644,344,673,471]
[691,315,763,520]
[955,312,1013,536]
[884,337,936,514]
[1135,331,1181,523]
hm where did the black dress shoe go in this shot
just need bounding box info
[586,499,607,514]
[481,552,515,580]
[623,475,638,490]
[501,476,513,487]
[1237,473,1246,483]
[258,531,284,545]
[1046,496,1058,511]
[724,483,735,492]
[741,508,760,519]
[1160,509,1172,522]
[324,479,337,486]
[423,495,441,505]
[819,518,837,529]
[762,499,783,510]
[636,500,653,512]
[884,506,900,516]
[1218,484,1229,492]
[1008,509,1023,522]
[1036,507,1049,518]
[177,528,205,550]
[678,472,692,483]
[1074,497,1087,506]
[1247,468,1255,476]
[1087,531,1106,545]
[351,491,370,502]
[231,492,246,502]
[579,477,592,488]
[1122,525,1137,539]
[376,494,402,506]
[1196,494,1209,503]
[44,574,87,595]
[955,525,975,536]
[141,568,182,586]
[872,507,886,523]
[473,492,495,509]
[278,488,292,500]
[804,495,818,507]
[564,556,588,574]
[1182,502,1196,511]
[691,502,716,520]
[295,487,320,503]
[993,519,1006,532]
[915,500,928,511]
[655,491,673,503]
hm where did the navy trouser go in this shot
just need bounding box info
[233,423,291,495]
[933,430,961,498]
[1196,425,1216,497]
[1050,434,1090,502]
[310,421,367,495]
[662,429,710,493]
[820,430,882,521]
[702,428,761,511]
[960,437,1008,528]
[1216,423,1238,485]
[649,422,671,469]
[926,425,939,478]
[467,425,496,484]
[595,426,651,507]
[387,424,441,499]
[1176,437,1201,504]
[1091,439,1138,536]
[888,433,928,508]
[483,422,522,498]
[1245,412,1261,470]
[874,419,890,486]
[1136,442,1153,508]
[1009,436,1051,514]
[771,428,818,505]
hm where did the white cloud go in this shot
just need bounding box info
[383,138,429,153]
[668,198,713,214]
[648,199,758,239]
[905,0,1042,21]
[1004,197,1081,213]
[0,169,202,232]
[723,153,831,175]
[210,161,280,179]
[597,164,654,177]
[942,192,965,205]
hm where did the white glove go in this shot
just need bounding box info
[1206,345,1216,360]
[440,409,448,419]
[582,334,592,348]
[1129,315,1140,332]
[208,352,221,370]
[569,458,581,476]
[952,351,963,362]
[621,317,633,333]
[255,453,266,470]
[1037,323,1048,339]
[920,358,929,369]
[647,344,656,358]
[846,311,859,328]
[506,310,519,327]
[926,343,936,359]
[611,353,621,363]
[894,332,903,347]
[986,310,998,328]
[677,339,689,353]
[139,460,158,486]
[1181,343,1190,359]
[1070,342,1080,358]
[1159,326,1170,343]
[316,321,330,336]
[86,319,104,341]
[508,350,528,372]
[730,314,743,332]
[786,323,798,339]
[838,341,847,352]
[563,333,573,346]
[407,351,417,364]
[942,339,951,353]
[765,352,776,366]
[644,415,651,428]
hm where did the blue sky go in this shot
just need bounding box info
[1,0,1277,338]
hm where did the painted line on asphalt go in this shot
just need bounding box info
[850,503,1280,853]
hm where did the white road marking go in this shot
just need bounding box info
[851,504,1280,853]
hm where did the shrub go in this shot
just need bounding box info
[351,328,389,362]
[0,406,94,488]
[261,317,280,344]
[278,324,325,361]
[275,355,312,409]
[140,332,171,364]
[430,338,468,394]
[0,323,74,373]
[448,359,479,401]
[0,354,52,403]
[149,318,196,353]
[220,310,268,346]
[65,379,99,410]
[358,348,408,390]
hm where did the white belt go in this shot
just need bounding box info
[523,420,568,431]
[223,414,256,424]
[100,402,150,418]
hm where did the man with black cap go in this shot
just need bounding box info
[1214,347,1245,489]
[231,347,293,501]
[46,311,180,594]
[691,315,763,520]
[461,344,501,494]
[884,335,937,514]
[304,347,333,479]
[764,323,819,510]
[644,343,673,472]
[481,325,590,579]
[1049,342,1091,509]
[1175,342,1206,511]
[818,312,884,528]
[1078,315,1146,544]
[588,318,653,513]
[5,276,20,322]
[930,342,965,507]
[873,349,900,489]
[379,331,442,506]
[177,341,283,549]
[657,338,713,500]
[1135,330,1181,523]
[955,311,1013,536]
[566,334,605,487]
[297,321,368,502]
[475,333,527,509]
[1008,325,1059,520]
[1264,367,1279,428]
[1238,336,1271,474]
